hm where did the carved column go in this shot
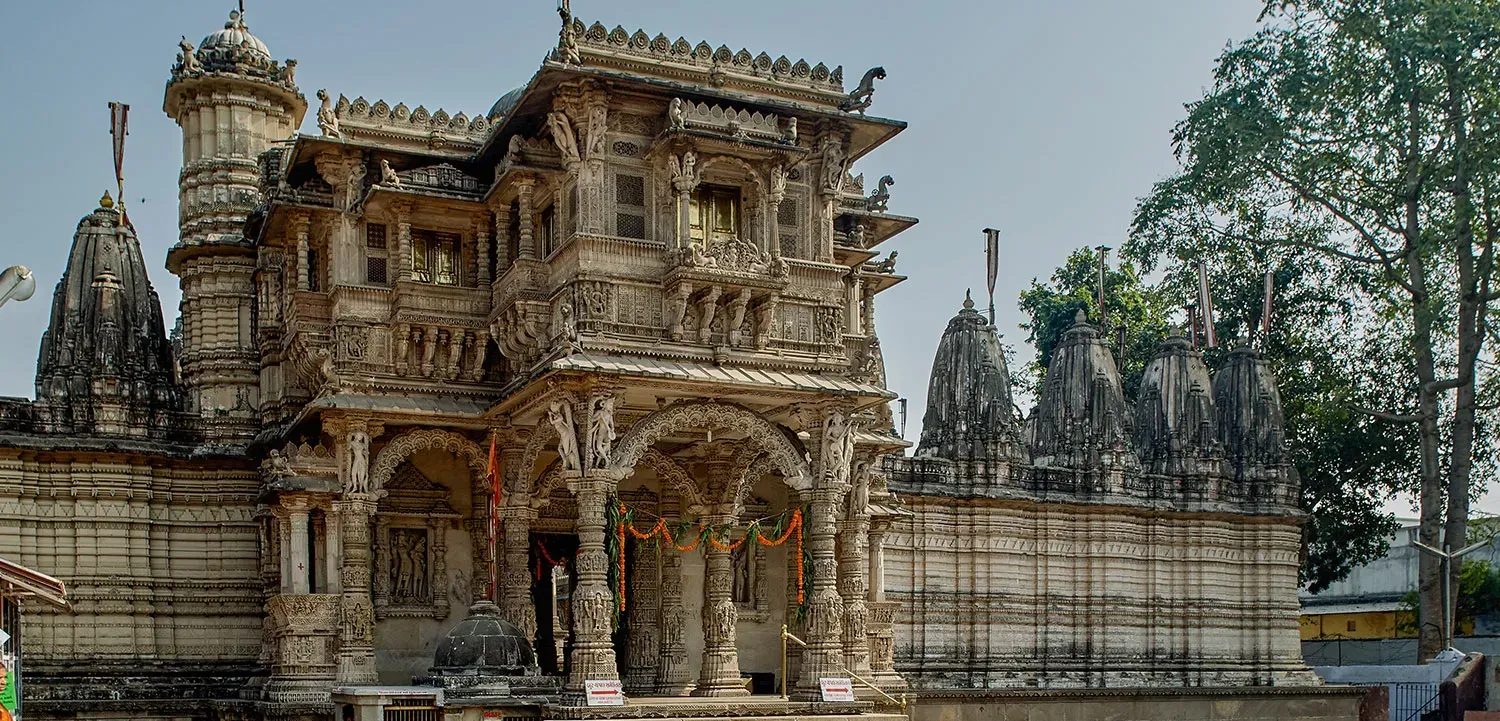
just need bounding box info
[623,505,661,694]
[866,517,904,688]
[335,495,377,683]
[767,166,786,259]
[292,212,311,292]
[516,178,536,260]
[655,492,695,695]
[476,212,492,287]
[494,205,514,278]
[565,472,620,702]
[794,485,845,699]
[784,508,805,688]
[838,467,872,679]
[287,497,313,595]
[500,506,538,641]
[695,511,748,697]
[581,88,609,236]
[394,201,413,283]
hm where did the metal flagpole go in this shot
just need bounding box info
[1196,262,1217,348]
[983,228,999,326]
[1095,245,1111,324]
[1261,270,1275,346]
[1185,303,1199,348]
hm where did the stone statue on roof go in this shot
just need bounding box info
[316,89,341,138]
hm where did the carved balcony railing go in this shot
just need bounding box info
[285,291,334,345]
[391,281,490,328]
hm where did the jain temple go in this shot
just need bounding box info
[0,7,1372,721]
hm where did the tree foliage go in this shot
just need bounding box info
[1126,0,1500,657]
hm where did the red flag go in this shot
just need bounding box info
[109,102,131,228]
[486,434,502,600]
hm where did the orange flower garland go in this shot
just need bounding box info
[610,503,805,609]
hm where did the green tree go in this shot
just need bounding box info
[1129,0,1500,657]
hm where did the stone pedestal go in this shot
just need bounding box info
[694,517,748,697]
[564,472,620,703]
[265,593,340,704]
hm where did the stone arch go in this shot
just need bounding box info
[370,428,486,492]
[512,421,558,499]
[638,449,705,509]
[608,401,812,493]
[698,154,765,190]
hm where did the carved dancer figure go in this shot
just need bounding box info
[668,98,687,131]
[347,429,370,494]
[178,37,200,73]
[823,413,854,488]
[867,174,894,212]
[589,395,617,469]
[379,159,402,187]
[548,398,582,471]
[840,66,886,114]
[316,89,341,139]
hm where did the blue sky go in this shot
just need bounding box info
[12,1,1443,513]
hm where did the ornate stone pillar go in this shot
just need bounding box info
[581,88,609,236]
[767,165,786,259]
[623,511,661,694]
[565,472,620,702]
[292,212,311,291]
[476,212,492,287]
[492,203,512,277]
[655,494,695,696]
[334,419,379,684]
[838,469,872,679]
[695,512,748,697]
[793,407,852,700]
[516,178,536,260]
[866,517,905,689]
[784,513,805,688]
[500,506,538,641]
[394,201,413,282]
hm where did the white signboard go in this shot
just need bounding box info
[820,677,855,702]
[585,679,625,706]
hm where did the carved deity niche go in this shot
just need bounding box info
[733,496,771,622]
[372,463,459,619]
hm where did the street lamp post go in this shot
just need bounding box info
[0,266,35,311]
[1412,538,1492,658]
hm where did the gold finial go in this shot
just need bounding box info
[100,191,115,208]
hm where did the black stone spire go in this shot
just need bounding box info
[33,193,185,437]
[915,291,1022,460]
[1026,310,1137,471]
[1133,333,1225,477]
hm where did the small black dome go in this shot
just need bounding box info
[432,601,536,675]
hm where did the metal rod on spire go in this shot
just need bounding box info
[1261,269,1275,346]
[108,101,131,228]
[1196,262,1217,348]
[983,228,1000,326]
[1095,245,1111,325]
[1186,303,1199,348]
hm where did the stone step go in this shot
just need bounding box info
[540,698,906,721]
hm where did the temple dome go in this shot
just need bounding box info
[198,10,271,62]
[1212,346,1295,503]
[431,601,537,676]
[1026,310,1137,470]
[488,86,527,120]
[915,292,1021,460]
[33,194,184,437]
[1134,334,1224,476]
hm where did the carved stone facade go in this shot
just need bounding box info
[0,7,1322,721]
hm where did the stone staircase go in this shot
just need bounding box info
[537,697,907,721]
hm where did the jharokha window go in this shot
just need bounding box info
[410,229,459,285]
[689,184,740,244]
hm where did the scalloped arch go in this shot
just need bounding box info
[370,428,485,492]
[608,401,811,493]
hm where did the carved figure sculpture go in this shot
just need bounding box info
[587,103,608,158]
[867,174,894,212]
[823,413,854,488]
[347,429,370,493]
[874,250,898,274]
[822,140,846,194]
[316,90,341,139]
[379,159,401,187]
[840,66,887,114]
[589,395,617,469]
[548,398,582,472]
[848,223,867,248]
[265,450,294,480]
[281,58,297,85]
[782,117,798,145]
[547,111,580,165]
[668,98,687,131]
[506,134,525,165]
[556,301,578,351]
[178,37,200,73]
[556,3,581,64]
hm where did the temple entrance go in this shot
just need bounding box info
[530,532,577,678]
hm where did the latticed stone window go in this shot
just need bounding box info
[690,184,740,244]
[411,229,459,285]
[778,196,800,258]
[615,172,647,239]
[365,223,388,285]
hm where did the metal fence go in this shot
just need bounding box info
[1390,682,1439,721]
[383,705,441,721]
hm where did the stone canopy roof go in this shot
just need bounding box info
[915,292,1020,460]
